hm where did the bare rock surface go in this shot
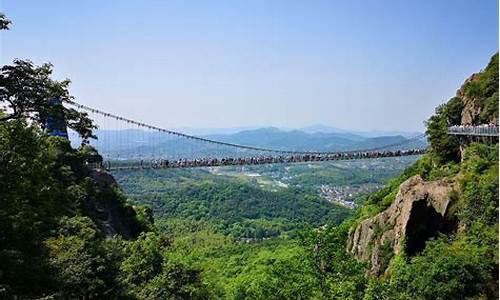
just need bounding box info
[87,169,143,239]
[347,175,455,275]
[458,73,482,125]
[89,168,119,187]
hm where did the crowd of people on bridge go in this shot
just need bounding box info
[448,123,499,135]
[108,148,426,170]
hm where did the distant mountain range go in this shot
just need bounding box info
[172,124,423,138]
[299,124,422,138]
[70,126,427,159]
[204,127,425,152]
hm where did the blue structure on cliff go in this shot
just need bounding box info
[45,97,68,138]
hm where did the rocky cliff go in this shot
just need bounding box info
[458,54,498,125]
[85,169,146,239]
[458,73,482,125]
[347,175,456,275]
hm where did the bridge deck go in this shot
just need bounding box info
[105,149,426,171]
[447,125,499,137]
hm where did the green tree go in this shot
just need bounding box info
[457,143,499,226]
[374,230,498,300]
[0,12,10,30]
[44,216,116,298]
[0,59,96,140]
[300,223,367,299]
[425,100,461,163]
[141,261,209,300]
[230,246,319,300]
[120,232,208,299]
[0,121,69,291]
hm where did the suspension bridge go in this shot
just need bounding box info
[447,125,499,137]
[59,100,496,171]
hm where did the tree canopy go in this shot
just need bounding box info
[0,12,10,30]
[0,60,96,140]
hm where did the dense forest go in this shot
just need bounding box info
[115,168,352,239]
[0,12,498,300]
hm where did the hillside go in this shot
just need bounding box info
[112,167,376,240]
[0,57,210,299]
[340,53,499,298]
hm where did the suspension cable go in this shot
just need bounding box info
[64,99,426,155]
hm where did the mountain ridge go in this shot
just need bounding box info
[72,127,426,157]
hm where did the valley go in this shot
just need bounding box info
[114,156,418,238]
[1,4,497,299]
[107,156,418,296]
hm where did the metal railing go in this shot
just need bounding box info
[448,125,499,137]
[105,149,427,171]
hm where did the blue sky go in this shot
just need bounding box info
[1,0,498,131]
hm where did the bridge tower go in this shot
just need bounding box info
[44,97,68,138]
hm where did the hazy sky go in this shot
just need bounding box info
[1,0,498,131]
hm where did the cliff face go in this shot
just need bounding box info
[458,54,499,125]
[347,175,455,275]
[346,53,498,278]
[86,169,145,239]
[458,73,482,125]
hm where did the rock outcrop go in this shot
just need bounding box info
[458,73,482,125]
[455,53,498,126]
[347,175,455,275]
[86,169,144,239]
[89,168,119,187]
